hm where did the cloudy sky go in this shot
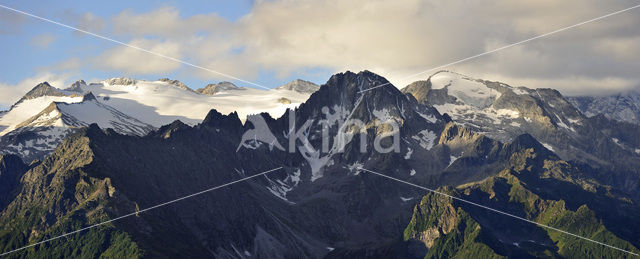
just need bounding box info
[1,0,640,109]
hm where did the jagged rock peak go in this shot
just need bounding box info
[85,123,107,136]
[82,92,97,102]
[201,109,242,130]
[294,70,407,123]
[65,80,86,92]
[153,120,190,139]
[276,79,320,93]
[104,77,137,86]
[196,82,244,95]
[402,80,432,104]
[22,82,66,100]
[158,78,190,91]
[323,70,395,93]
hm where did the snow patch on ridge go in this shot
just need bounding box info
[321,105,349,126]
[418,112,437,123]
[449,155,459,166]
[611,138,626,149]
[555,115,576,132]
[433,103,520,125]
[404,147,413,159]
[347,162,364,176]
[265,169,301,203]
[412,130,437,150]
[430,72,501,109]
[372,108,394,122]
[400,196,414,202]
[512,87,529,95]
[542,143,554,152]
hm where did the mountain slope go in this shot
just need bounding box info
[196,81,245,95]
[76,78,314,126]
[567,90,640,125]
[0,154,29,210]
[403,71,640,200]
[0,93,155,162]
[2,71,639,258]
[0,78,319,162]
[157,78,193,92]
[55,93,155,136]
[0,86,83,136]
[0,71,535,258]
[403,138,640,258]
[275,79,320,93]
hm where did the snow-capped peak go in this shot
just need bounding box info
[0,94,155,162]
[428,71,501,109]
[1,76,318,161]
[19,82,68,101]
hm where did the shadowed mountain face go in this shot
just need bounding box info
[0,154,28,210]
[0,71,639,258]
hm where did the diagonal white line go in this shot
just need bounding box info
[0,4,271,91]
[357,167,640,256]
[0,167,283,257]
[358,3,640,93]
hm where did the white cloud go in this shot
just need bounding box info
[95,39,183,74]
[112,7,232,38]
[235,0,640,93]
[0,8,28,34]
[52,0,640,95]
[469,72,636,96]
[30,33,56,48]
[77,12,106,33]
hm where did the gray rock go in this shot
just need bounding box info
[567,90,640,125]
[275,79,320,93]
[196,82,245,95]
[65,80,86,93]
[104,77,137,86]
[158,78,193,92]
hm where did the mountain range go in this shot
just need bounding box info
[0,71,639,258]
[0,78,318,163]
[567,91,640,126]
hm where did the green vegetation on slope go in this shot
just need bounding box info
[404,147,640,258]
